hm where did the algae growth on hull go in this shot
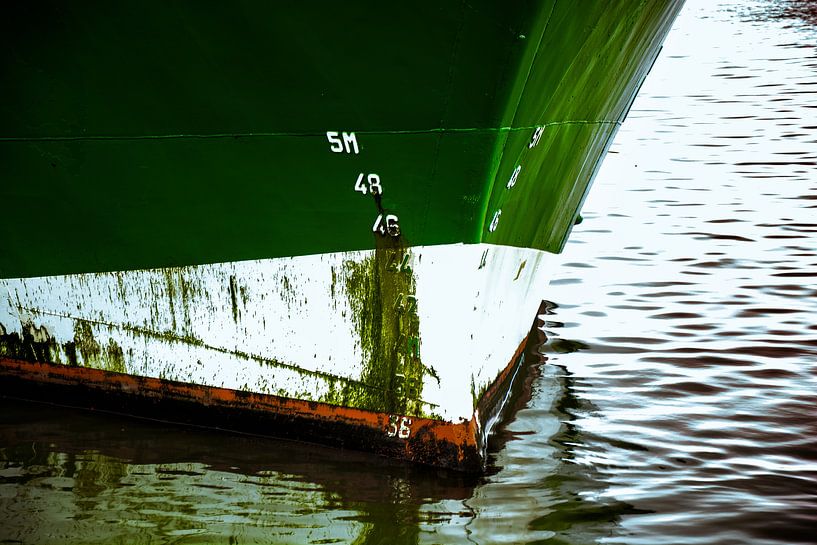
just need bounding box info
[0,236,443,420]
[342,235,440,419]
[0,320,126,374]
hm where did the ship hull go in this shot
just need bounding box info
[1,243,553,470]
[0,1,685,470]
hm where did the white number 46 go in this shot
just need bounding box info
[355,173,383,195]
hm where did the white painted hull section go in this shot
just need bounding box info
[0,244,552,421]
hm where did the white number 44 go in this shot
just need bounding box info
[355,173,383,195]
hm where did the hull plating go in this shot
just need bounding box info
[1,244,552,425]
[1,1,685,279]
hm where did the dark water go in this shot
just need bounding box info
[2,1,816,543]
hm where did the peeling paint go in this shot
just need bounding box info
[228,274,239,323]
[163,269,177,331]
[0,358,485,471]
[104,338,126,374]
[0,321,61,364]
[73,320,101,364]
[0,317,125,374]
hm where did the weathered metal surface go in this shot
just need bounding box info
[0,244,553,423]
[0,357,483,471]
[0,310,546,472]
[0,273,552,472]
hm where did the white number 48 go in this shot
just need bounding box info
[355,173,383,195]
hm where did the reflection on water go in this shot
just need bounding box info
[2,0,816,543]
[0,401,478,544]
[742,0,817,27]
[461,360,645,545]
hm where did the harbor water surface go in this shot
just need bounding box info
[1,1,815,543]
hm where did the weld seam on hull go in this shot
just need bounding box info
[0,120,620,143]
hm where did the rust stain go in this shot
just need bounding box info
[0,356,483,471]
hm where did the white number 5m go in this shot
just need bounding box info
[327,131,359,154]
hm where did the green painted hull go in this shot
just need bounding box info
[1,0,683,279]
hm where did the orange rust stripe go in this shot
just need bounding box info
[0,357,485,470]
